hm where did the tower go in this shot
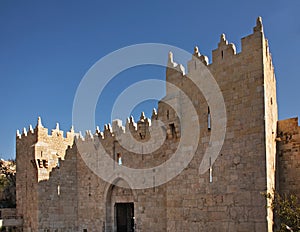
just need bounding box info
[16,117,75,231]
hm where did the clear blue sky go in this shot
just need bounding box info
[0,1,299,159]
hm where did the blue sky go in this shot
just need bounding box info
[0,1,299,159]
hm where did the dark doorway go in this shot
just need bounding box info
[115,203,134,232]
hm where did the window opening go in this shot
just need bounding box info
[117,153,122,166]
[169,123,176,138]
[209,157,213,183]
[208,107,211,130]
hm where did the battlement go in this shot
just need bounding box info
[16,108,180,146]
[277,117,300,133]
[16,117,75,141]
[170,17,270,72]
[16,16,276,180]
[166,17,274,99]
[15,17,283,232]
[15,17,276,175]
[16,17,273,138]
[277,117,300,142]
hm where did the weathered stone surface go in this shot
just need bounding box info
[14,17,299,232]
[277,117,300,200]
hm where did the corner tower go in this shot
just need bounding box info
[16,117,75,231]
[161,17,277,231]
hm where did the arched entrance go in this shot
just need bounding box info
[105,178,135,232]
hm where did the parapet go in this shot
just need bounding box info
[17,17,270,149]
[277,117,300,142]
[75,109,178,143]
[16,116,75,142]
[167,17,270,84]
[211,33,237,64]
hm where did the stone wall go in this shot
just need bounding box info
[277,117,300,199]
[163,17,277,232]
[16,118,74,231]
[15,17,280,232]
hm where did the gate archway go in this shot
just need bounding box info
[105,178,136,232]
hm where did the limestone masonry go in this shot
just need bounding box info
[13,17,300,232]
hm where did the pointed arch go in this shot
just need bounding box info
[104,178,137,232]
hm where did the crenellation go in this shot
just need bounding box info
[37,116,43,127]
[94,126,104,140]
[29,124,34,133]
[166,51,186,83]
[15,17,295,232]
[192,46,209,66]
[112,119,125,136]
[85,130,94,141]
[167,51,176,68]
[151,108,158,121]
[175,63,185,75]
[136,112,150,140]
[16,129,21,139]
[212,34,237,64]
[17,117,77,143]
[277,118,299,138]
[125,117,131,133]
[35,118,49,139]
[128,115,137,132]
[193,46,200,56]
[218,33,228,47]
[103,123,113,138]
[77,131,84,140]
[95,125,101,134]
[51,122,63,137]
[253,16,263,33]
[22,127,27,136]
[66,125,75,140]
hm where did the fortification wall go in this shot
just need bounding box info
[74,115,170,232]
[16,118,75,231]
[277,118,300,199]
[15,17,279,232]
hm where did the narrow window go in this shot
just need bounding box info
[221,50,224,59]
[57,158,61,169]
[37,159,43,168]
[88,178,91,196]
[167,110,169,120]
[209,157,213,183]
[169,123,176,138]
[208,107,211,130]
[83,229,88,232]
[117,153,122,165]
[43,160,48,169]
[57,185,60,196]
[153,169,156,192]
[270,97,273,105]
